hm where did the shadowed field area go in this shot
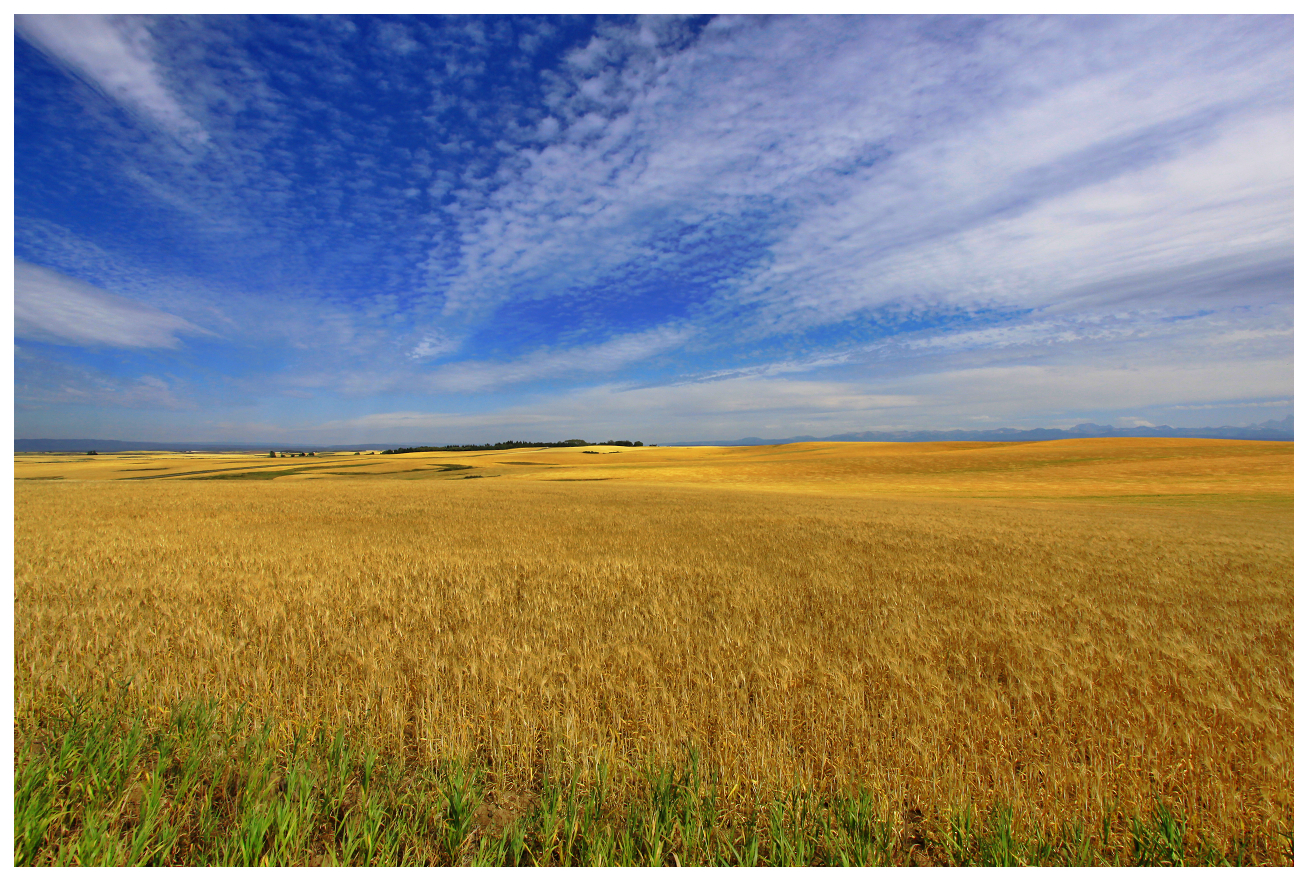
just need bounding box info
[13,439,1293,864]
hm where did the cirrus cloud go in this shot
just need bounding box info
[15,259,212,349]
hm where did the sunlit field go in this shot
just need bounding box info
[14,439,1292,865]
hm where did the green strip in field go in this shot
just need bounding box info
[325,465,475,476]
[190,468,310,480]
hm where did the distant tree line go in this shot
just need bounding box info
[382,439,645,455]
[383,439,592,455]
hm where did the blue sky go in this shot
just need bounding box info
[13,14,1292,444]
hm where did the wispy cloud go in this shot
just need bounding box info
[15,14,208,145]
[409,332,461,360]
[311,347,1289,443]
[15,260,212,349]
[423,323,695,392]
[15,346,192,411]
[311,376,920,440]
[1171,399,1292,411]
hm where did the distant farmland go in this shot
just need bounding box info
[14,439,1292,865]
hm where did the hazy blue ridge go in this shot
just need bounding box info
[667,416,1293,446]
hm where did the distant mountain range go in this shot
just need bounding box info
[13,415,1292,453]
[668,415,1293,446]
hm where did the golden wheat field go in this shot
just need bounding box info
[13,439,1293,858]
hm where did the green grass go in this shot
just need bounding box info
[190,469,309,480]
[14,690,1273,866]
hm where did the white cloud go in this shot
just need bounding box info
[563,378,918,418]
[1172,399,1292,411]
[15,14,208,144]
[314,375,919,442]
[15,347,192,411]
[422,323,695,392]
[316,409,553,434]
[312,348,1290,443]
[415,14,1289,356]
[15,260,211,349]
[886,359,1292,423]
[375,20,419,56]
[409,332,460,360]
[740,74,1290,330]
